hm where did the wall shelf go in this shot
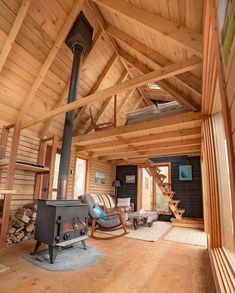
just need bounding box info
[0,162,50,173]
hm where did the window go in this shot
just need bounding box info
[74,157,87,198]
[52,153,61,199]
[155,163,171,213]
[212,113,235,266]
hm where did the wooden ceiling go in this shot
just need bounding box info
[0,0,204,162]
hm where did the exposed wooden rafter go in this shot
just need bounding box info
[120,50,200,111]
[86,0,150,111]
[92,138,201,157]
[92,0,203,57]
[98,145,201,161]
[15,0,84,122]
[73,111,201,145]
[21,57,202,129]
[85,71,128,133]
[0,0,31,73]
[73,53,118,133]
[106,24,202,98]
[76,127,201,152]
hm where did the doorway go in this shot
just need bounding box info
[74,157,87,198]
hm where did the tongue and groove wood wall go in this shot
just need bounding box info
[0,122,76,211]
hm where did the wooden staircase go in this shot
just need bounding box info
[147,161,185,221]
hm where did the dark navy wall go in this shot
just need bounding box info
[116,165,138,210]
[151,156,203,218]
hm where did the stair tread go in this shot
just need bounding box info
[175,209,186,213]
[169,200,180,204]
[164,191,176,195]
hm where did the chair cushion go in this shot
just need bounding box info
[90,194,115,209]
[117,197,131,207]
[93,205,109,221]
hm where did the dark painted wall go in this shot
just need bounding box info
[116,165,137,210]
[151,156,203,218]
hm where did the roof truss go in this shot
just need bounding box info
[21,57,201,129]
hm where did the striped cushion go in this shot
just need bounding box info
[90,194,115,209]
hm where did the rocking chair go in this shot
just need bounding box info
[82,194,128,240]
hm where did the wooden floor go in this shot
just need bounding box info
[0,237,215,293]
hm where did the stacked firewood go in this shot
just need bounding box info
[7,203,37,245]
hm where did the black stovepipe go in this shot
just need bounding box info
[57,45,84,200]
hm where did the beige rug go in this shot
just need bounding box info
[164,227,207,247]
[99,221,172,242]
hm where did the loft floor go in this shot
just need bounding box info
[0,237,215,293]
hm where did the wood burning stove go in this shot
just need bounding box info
[32,200,89,263]
[32,12,93,264]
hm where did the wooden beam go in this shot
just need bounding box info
[106,24,202,97]
[16,0,84,122]
[73,53,118,133]
[22,57,201,129]
[97,145,201,161]
[73,111,201,145]
[85,71,128,133]
[92,0,203,57]
[120,50,200,111]
[76,127,201,151]
[92,138,201,157]
[0,0,31,73]
[116,88,136,115]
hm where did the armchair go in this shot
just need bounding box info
[82,194,128,240]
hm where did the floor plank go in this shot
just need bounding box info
[0,237,215,293]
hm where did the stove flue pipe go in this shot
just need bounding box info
[57,12,93,200]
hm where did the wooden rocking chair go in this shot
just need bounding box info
[89,95,117,132]
[82,194,128,240]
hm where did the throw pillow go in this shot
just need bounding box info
[117,197,131,207]
[93,205,109,220]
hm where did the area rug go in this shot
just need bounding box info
[99,221,172,242]
[24,243,101,271]
[164,227,207,247]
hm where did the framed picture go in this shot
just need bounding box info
[126,175,135,184]
[95,171,105,184]
[179,165,192,181]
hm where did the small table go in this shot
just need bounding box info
[128,211,158,230]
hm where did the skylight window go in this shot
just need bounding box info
[148,82,161,90]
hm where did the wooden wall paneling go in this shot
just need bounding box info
[0,127,9,185]
[0,121,21,248]
[89,159,115,195]
[33,139,47,199]
[0,0,32,73]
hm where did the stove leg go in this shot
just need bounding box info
[48,246,57,264]
[81,239,86,250]
[31,241,42,255]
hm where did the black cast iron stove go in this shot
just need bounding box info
[32,200,89,263]
[32,12,93,264]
